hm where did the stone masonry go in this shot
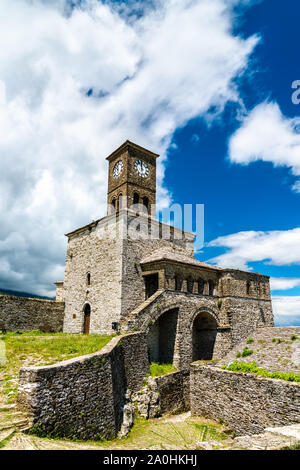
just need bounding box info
[0,295,64,332]
[18,332,149,440]
[190,364,300,436]
[58,140,274,370]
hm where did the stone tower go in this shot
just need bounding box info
[106,140,159,215]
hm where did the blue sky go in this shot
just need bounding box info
[162,1,300,325]
[0,0,299,325]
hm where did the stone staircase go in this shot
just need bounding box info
[121,289,165,331]
[0,401,29,449]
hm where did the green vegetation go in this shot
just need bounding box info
[236,346,253,358]
[246,337,254,344]
[222,361,300,383]
[291,334,298,341]
[148,363,177,377]
[272,338,283,344]
[0,331,113,401]
[241,347,253,357]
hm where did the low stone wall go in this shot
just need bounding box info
[153,370,190,414]
[0,295,64,332]
[190,364,300,435]
[18,332,149,440]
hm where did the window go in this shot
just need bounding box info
[198,280,204,295]
[111,198,116,211]
[87,273,91,286]
[133,192,139,206]
[143,196,149,212]
[187,279,193,293]
[175,277,182,291]
[208,281,214,296]
[118,193,123,210]
[246,281,251,295]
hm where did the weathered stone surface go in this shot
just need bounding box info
[18,332,149,440]
[0,295,64,332]
[190,364,300,436]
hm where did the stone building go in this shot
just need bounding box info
[57,140,274,369]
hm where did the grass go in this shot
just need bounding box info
[28,416,229,450]
[222,360,300,383]
[0,331,114,402]
[148,363,177,377]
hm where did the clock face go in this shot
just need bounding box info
[134,160,149,178]
[113,160,123,179]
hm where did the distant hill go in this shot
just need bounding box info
[0,288,55,301]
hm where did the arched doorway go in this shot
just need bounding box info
[147,308,178,364]
[192,311,217,361]
[83,304,91,334]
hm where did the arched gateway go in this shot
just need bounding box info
[192,311,217,361]
[147,308,179,364]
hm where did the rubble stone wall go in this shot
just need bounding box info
[0,295,64,332]
[190,364,300,435]
[18,332,149,440]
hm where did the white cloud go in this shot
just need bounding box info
[0,0,259,294]
[270,278,300,291]
[208,228,300,270]
[272,296,300,326]
[229,102,300,191]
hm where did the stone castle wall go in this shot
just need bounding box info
[153,369,190,415]
[18,332,149,440]
[190,364,300,435]
[0,295,64,332]
[63,217,124,334]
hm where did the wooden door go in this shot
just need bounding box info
[83,304,91,334]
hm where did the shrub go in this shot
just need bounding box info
[291,334,298,341]
[241,347,253,357]
[236,351,241,358]
[222,361,300,383]
[246,337,254,344]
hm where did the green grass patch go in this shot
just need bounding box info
[0,332,114,401]
[241,347,253,357]
[148,363,177,377]
[222,360,300,382]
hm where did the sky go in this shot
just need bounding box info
[0,0,299,326]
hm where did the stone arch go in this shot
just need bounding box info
[147,307,179,365]
[191,309,218,361]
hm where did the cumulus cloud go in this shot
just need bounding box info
[229,102,300,191]
[208,228,300,270]
[272,296,300,326]
[0,0,259,295]
[270,278,300,291]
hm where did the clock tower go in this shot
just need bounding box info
[106,140,159,215]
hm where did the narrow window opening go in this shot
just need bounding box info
[198,280,204,295]
[187,279,193,293]
[246,281,251,295]
[133,192,139,206]
[87,273,91,286]
[143,196,149,213]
